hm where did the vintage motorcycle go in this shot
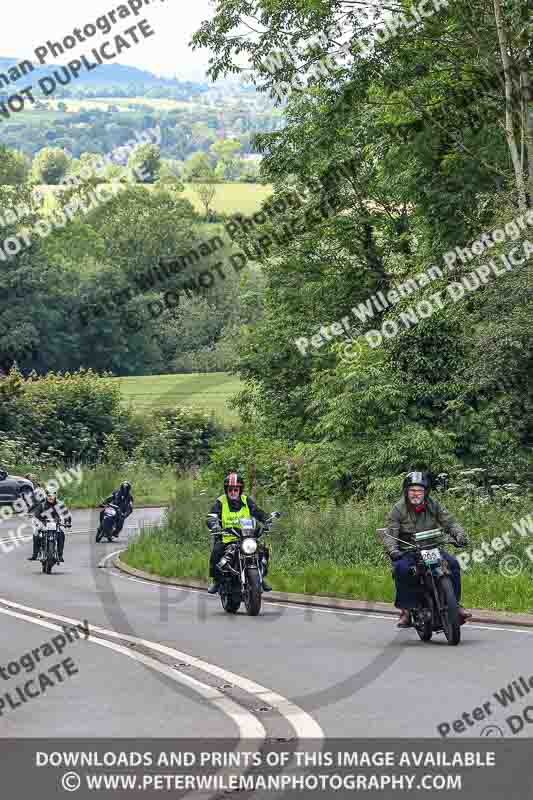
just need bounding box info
[38,520,62,574]
[209,512,281,616]
[391,528,465,646]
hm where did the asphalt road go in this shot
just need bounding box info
[1,506,532,741]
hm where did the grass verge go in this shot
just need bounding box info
[11,462,176,508]
[121,479,533,614]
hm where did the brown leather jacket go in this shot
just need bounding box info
[382,496,468,556]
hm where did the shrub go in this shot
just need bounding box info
[1,368,139,463]
[0,432,62,471]
[133,407,223,471]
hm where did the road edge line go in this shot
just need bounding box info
[113,555,533,629]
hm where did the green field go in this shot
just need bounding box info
[182,182,272,215]
[114,372,243,424]
[36,182,273,216]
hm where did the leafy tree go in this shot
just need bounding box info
[128,143,161,183]
[31,147,71,184]
[210,138,241,162]
[241,159,260,182]
[192,174,217,217]
[210,139,243,180]
[0,146,30,185]
[214,161,227,180]
[183,151,212,180]
[158,159,184,189]
[190,0,533,491]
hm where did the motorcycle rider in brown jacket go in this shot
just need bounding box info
[383,471,472,628]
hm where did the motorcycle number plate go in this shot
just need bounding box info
[421,547,441,563]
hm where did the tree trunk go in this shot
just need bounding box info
[250,462,257,497]
[493,0,528,210]
[519,39,533,208]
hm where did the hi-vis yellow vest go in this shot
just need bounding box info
[219,494,252,543]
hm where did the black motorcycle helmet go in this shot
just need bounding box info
[119,481,131,496]
[224,472,244,498]
[402,470,432,498]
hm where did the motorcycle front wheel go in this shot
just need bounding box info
[438,576,460,645]
[244,568,262,616]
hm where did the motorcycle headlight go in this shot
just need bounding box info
[242,537,257,555]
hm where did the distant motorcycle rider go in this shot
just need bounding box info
[98,481,133,537]
[207,472,272,594]
[383,470,472,628]
[28,487,72,562]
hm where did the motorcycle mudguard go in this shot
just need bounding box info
[431,565,445,578]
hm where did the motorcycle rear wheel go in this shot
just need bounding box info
[438,576,460,645]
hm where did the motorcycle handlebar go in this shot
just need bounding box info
[208,525,273,537]
[395,537,467,554]
[207,512,281,536]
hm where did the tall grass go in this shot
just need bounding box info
[122,480,533,612]
[11,462,177,507]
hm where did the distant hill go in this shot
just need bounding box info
[0,57,208,90]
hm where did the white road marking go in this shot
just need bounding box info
[105,553,533,636]
[0,604,265,740]
[2,539,532,636]
[0,595,324,739]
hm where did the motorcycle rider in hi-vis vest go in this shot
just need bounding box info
[207,472,272,594]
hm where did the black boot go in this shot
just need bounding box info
[261,560,272,592]
[207,581,220,594]
[28,536,39,560]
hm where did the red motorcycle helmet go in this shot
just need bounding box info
[224,472,244,496]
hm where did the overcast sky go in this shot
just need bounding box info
[1,0,219,81]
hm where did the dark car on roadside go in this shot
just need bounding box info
[0,469,34,505]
